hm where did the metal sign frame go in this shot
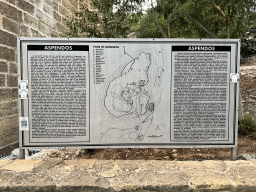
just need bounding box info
[18,38,240,151]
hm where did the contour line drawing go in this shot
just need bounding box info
[99,45,165,142]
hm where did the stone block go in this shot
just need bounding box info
[32,159,62,173]
[61,16,68,24]
[64,159,97,169]
[2,17,19,34]
[43,2,53,15]
[202,160,227,172]
[177,160,206,170]
[0,2,22,22]
[36,9,55,29]
[44,0,53,4]
[3,114,19,129]
[0,143,18,159]
[63,0,77,14]
[113,168,189,192]
[9,63,18,74]
[50,29,58,37]
[58,170,101,190]
[68,0,78,9]
[31,28,45,37]
[7,75,17,87]
[0,61,8,73]
[44,0,58,10]
[53,1,58,10]
[24,13,38,30]
[1,159,43,172]
[20,25,31,37]
[225,160,251,167]
[249,159,256,166]
[0,100,18,117]
[59,5,71,18]
[8,0,18,6]
[1,130,18,146]
[29,0,43,8]
[56,22,67,34]
[0,30,17,48]
[0,15,2,28]
[0,169,15,190]
[53,10,61,22]
[11,88,18,100]
[0,160,12,168]
[0,88,11,102]
[0,74,6,87]
[7,174,56,191]
[27,0,34,4]
[184,169,233,190]
[38,21,51,36]
[93,160,115,172]
[0,114,19,145]
[31,28,40,37]
[0,46,16,61]
[140,160,179,172]
[226,165,256,186]
[11,100,19,113]
[14,51,17,63]
[17,0,35,15]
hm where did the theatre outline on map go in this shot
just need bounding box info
[98,45,165,142]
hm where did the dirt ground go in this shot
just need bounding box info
[47,55,256,161]
[240,53,256,66]
[48,135,255,161]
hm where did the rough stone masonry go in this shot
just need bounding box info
[0,159,256,191]
[0,0,82,156]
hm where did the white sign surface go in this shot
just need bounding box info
[18,38,240,148]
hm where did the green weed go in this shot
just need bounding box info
[239,112,256,139]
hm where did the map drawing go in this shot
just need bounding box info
[99,45,165,142]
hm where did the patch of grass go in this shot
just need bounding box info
[239,112,256,139]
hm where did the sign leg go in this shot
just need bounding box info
[19,149,25,159]
[231,147,237,161]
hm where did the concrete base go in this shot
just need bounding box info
[0,159,256,191]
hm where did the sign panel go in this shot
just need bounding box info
[18,38,240,148]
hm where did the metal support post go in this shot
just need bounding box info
[19,148,25,159]
[231,147,237,161]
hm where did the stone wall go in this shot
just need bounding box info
[0,0,79,156]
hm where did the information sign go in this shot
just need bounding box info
[18,38,240,148]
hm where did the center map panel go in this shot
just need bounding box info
[91,44,168,144]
